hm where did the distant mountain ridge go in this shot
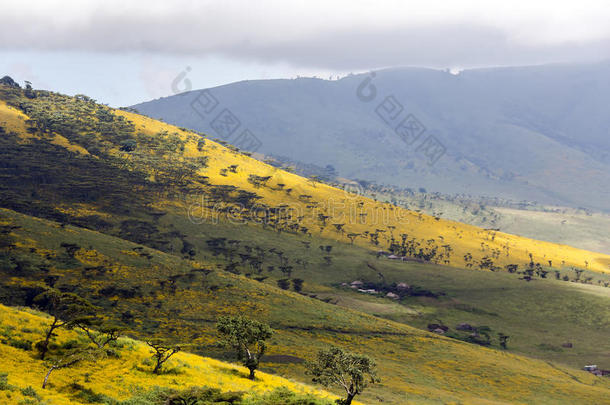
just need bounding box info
[133,61,610,211]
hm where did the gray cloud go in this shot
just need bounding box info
[238,25,610,70]
[1,1,609,70]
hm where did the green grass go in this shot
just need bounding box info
[153,208,610,370]
[2,207,610,403]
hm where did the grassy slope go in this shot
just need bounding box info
[493,208,610,255]
[0,87,609,403]
[1,208,610,404]
[116,107,610,274]
[126,204,610,370]
[1,91,610,273]
[371,186,610,255]
[0,304,341,405]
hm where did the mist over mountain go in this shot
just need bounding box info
[133,61,610,211]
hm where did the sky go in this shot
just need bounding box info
[1,0,609,106]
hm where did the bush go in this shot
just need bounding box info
[70,383,113,403]
[0,372,14,391]
[165,387,242,404]
[119,386,243,405]
[8,338,33,351]
[20,386,41,399]
[245,387,333,405]
[277,279,290,290]
[118,387,173,405]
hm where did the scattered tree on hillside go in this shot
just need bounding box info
[307,346,379,405]
[347,233,360,244]
[333,223,345,234]
[146,340,181,374]
[498,333,510,349]
[42,347,99,389]
[277,279,290,290]
[33,287,96,360]
[216,316,273,380]
[292,278,304,292]
[0,75,20,88]
[247,175,272,188]
[77,319,123,349]
[24,81,36,99]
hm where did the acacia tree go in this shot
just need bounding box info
[42,347,99,389]
[308,346,379,405]
[77,319,123,349]
[33,286,96,360]
[346,233,360,244]
[146,340,181,374]
[498,333,510,349]
[216,316,273,380]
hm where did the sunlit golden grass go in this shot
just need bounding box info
[0,304,344,405]
[115,109,610,274]
[1,208,609,404]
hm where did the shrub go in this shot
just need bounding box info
[20,386,41,399]
[245,387,333,405]
[0,372,13,391]
[277,279,290,290]
[165,387,242,404]
[7,338,33,351]
[119,386,243,405]
[70,383,113,403]
[118,387,174,405]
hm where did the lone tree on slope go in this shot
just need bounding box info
[216,315,273,380]
[307,346,380,405]
[33,286,96,360]
[146,339,181,374]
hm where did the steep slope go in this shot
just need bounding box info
[116,108,610,274]
[133,61,610,211]
[1,84,609,274]
[0,304,341,405]
[1,209,609,404]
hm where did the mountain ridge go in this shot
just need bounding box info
[132,60,610,211]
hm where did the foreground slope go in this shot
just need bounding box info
[0,304,340,405]
[1,208,609,404]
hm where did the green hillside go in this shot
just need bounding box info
[2,208,610,404]
[0,82,609,404]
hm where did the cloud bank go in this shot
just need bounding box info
[1,0,609,70]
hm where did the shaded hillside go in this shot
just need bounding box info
[133,61,610,211]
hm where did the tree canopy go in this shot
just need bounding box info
[216,315,273,380]
[308,346,379,405]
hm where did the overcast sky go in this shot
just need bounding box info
[1,0,609,106]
